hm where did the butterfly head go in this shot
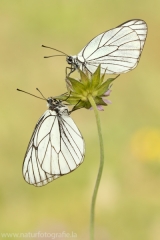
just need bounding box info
[47,98,68,114]
[47,98,60,109]
[67,56,80,73]
[66,56,73,65]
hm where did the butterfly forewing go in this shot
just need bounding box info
[22,101,85,187]
[75,19,147,74]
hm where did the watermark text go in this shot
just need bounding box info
[1,231,77,239]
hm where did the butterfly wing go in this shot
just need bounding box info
[77,19,147,74]
[22,110,85,187]
[39,111,85,176]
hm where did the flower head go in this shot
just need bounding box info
[55,65,119,111]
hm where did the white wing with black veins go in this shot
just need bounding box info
[77,19,147,74]
[23,110,85,187]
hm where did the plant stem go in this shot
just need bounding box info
[88,94,104,240]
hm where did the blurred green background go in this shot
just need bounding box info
[1,1,160,240]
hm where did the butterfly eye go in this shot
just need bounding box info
[67,56,73,64]
[47,98,52,104]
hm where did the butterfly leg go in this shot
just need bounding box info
[66,66,76,77]
[69,100,82,114]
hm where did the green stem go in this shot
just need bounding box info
[88,94,104,240]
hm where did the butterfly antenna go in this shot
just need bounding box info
[36,88,47,100]
[44,55,67,58]
[17,89,45,100]
[42,45,68,56]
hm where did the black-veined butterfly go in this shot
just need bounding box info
[43,19,147,75]
[18,89,85,187]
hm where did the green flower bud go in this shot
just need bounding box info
[55,65,119,111]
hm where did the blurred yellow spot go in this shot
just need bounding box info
[131,128,160,161]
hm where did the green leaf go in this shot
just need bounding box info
[66,98,81,105]
[90,65,101,90]
[95,96,107,106]
[72,100,86,111]
[69,92,83,98]
[79,69,90,87]
[100,72,106,84]
[54,94,69,101]
[71,98,92,111]
[93,81,109,96]
[67,95,82,100]
[67,77,86,94]
[96,75,119,96]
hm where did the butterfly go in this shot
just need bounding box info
[21,94,85,187]
[43,19,147,76]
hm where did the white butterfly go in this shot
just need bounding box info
[66,19,148,75]
[43,19,147,75]
[22,98,85,187]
